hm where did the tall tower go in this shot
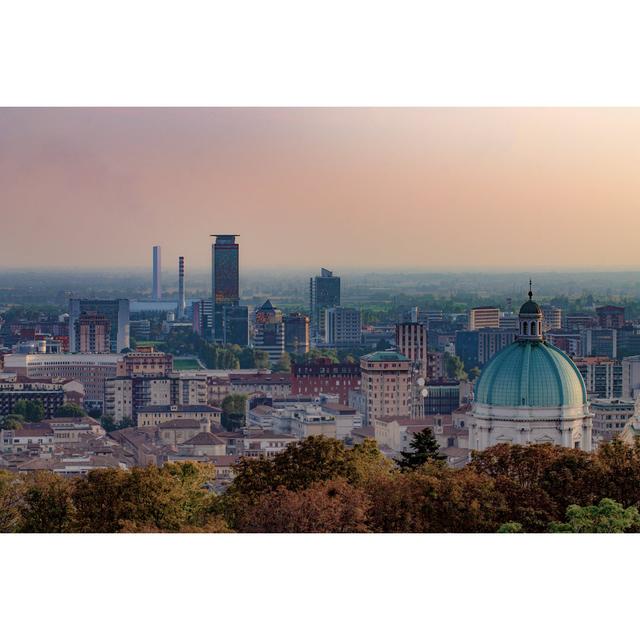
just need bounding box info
[309,268,340,345]
[152,246,162,300]
[211,235,240,342]
[177,256,186,319]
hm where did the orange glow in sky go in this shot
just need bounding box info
[2,108,640,270]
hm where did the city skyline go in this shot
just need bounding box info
[4,108,640,271]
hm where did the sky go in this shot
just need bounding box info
[2,107,640,272]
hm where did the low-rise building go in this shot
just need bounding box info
[241,430,296,458]
[137,404,222,429]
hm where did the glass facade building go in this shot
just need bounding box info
[211,235,240,342]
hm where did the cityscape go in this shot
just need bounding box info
[3,108,640,534]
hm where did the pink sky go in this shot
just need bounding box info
[2,108,640,271]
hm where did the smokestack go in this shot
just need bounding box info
[152,246,162,300]
[178,256,186,319]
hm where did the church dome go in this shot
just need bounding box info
[474,340,587,408]
[519,299,541,315]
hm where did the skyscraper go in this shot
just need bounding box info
[324,307,361,347]
[223,305,249,346]
[177,256,186,319]
[310,268,340,344]
[284,312,310,355]
[68,299,130,353]
[152,245,162,300]
[211,235,240,342]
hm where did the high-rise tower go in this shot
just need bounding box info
[152,246,162,300]
[177,256,186,319]
[309,268,340,344]
[211,235,240,342]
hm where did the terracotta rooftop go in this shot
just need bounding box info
[157,419,203,430]
[182,432,225,446]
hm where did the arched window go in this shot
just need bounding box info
[531,321,536,334]
[523,322,528,335]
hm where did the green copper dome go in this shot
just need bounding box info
[519,299,541,315]
[474,340,587,407]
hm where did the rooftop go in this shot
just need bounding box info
[138,404,222,414]
[361,351,409,363]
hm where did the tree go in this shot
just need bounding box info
[54,403,86,418]
[101,415,116,432]
[254,350,270,370]
[19,471,75,533]
[273,352,292,372]
[549,498,640,533]
[444,353,467,381]
[397,428,446,470]
[14,399,46,422]
[469,367,482,381]
[497,521,523,533]
[221,394,247,430]
[0,470,23,533]
[235,478,371,533]
[1,414,24,430]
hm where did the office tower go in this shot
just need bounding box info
[468,306,500,330]
[395,322,428,378]
[253,300,285,365]
[177,256,186,319]
[152,245,162,300]
[596,305,625,329]
[310,268,341,343]
[573,357,623,398]
[75,311,110,353]
[582,328,617,359]
[454,328,518,371]
[223,305,249,346]
[211,235,240,342]
[192,299,213,337]
[284,312,310,355]
[68,299,130,353]
[324,307,361,347]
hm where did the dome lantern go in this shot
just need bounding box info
[518,279,543,341]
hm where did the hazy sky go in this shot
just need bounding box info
[2,108,640,272]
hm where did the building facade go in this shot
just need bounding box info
[324,307,361,347]
[253,300,285,365]
[211,235,240,342]
[310,268,340,343]
[291,358,361,404]
[68,299,130,353]
[468,307,500,330]
[284,313,310,355]
[360,351,411,426]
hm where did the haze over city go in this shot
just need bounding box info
[3,107,640,271]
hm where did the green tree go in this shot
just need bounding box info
[497,521,524,533]
[1,414,24,430]
[254,350,270,370]
[469,367,482,381]
[14,399,45,422]
[549,498,640,533]
[54,403,86,418]
[397,428,446,470]
[101,415,116,432]
[273,352,292,372]
[221,394,247,430]
[0,470,23,533]
[444,353,467,381]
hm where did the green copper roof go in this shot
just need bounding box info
[361,351,410,362]
[474,340,587,407]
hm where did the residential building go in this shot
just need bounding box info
[1,426,55,456]
[284,312,310,355]
[253,300,285,365]
[324,307,361,347]
[591,398,635,439]
[241,430,296,458]
[129,320,151,341]
[573,357,623,399]
[211,234,240,342]
[310,268,340,343]
[68,299,129,353]
[455,328,517,371]
[116,347,173,378]
[229,372,292,398]
[427,351,445,381]
[137,404,222,429]
[360,351,411,426]
[192,299,213,338]
[468,307,500,330]
[395,322,428,378]
[0,377,66,418]
[321,403,362,441]
[291,358,360,404]
[540,305,562,332]
[74,312,110,353]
